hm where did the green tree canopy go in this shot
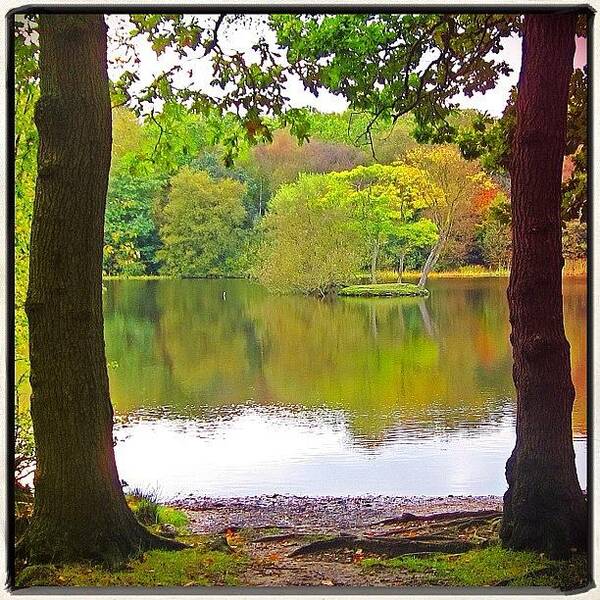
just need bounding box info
[386,220,439,281]
[157,168,247,277]
[334,163,441,282]
[253,173,366,295]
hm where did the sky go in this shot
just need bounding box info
[108,15,587,119]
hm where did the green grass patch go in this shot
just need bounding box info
[102,275,174,280]
[126,489,189,532]
[361,545,588,590]
[15,535,248,588]
[372,267,509,282]
[339,283,429,297]
[156,506,189,529]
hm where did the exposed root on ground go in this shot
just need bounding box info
[369,509,502,527]
[286,509,504,558]
[288,534,476,557]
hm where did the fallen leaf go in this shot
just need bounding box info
[352,548,364,563]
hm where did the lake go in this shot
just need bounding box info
[104,277,587,500]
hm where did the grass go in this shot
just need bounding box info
[14,490,247,589]
[102,275,173,281]
[13,524,588,590]
[370,260,586,283]
[564,258,587,277]
[372,266,509,283]
[339,283,429,297]
[103,261,586,284]
[361,545,588,590]
[126,488,189,531]
[15,535,248,588]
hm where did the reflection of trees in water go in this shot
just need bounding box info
[103,278,587,442]
[563,279,587,434]
[348,399,516,451]
[418,300,436,338]
[103,281,185,411]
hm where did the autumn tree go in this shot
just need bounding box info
[478,192,511,270]
[251,128,367,192]
[386,220,438,282]
[404,145,482,285]
[334,164,440,283]
[562,220,587,260]
[18,14,184,565]
[104,111,164,275]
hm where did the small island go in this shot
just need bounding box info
[338,283,429,297]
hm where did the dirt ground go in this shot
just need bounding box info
[172,495,505,586]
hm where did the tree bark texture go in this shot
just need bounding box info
[19,14,184,565]
[500,13,587,558]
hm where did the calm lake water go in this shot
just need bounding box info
[104,278,587,500]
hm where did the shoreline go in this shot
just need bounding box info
[101,271,586,283]
[170,494,503,534]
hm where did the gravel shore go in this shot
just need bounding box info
[170,494,503,534]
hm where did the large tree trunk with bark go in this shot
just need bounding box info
[500,13,586,559]
[19,14,184,565]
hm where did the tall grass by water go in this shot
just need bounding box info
[374,259,586,283]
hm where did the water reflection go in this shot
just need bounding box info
[104,277,587,498]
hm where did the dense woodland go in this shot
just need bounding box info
[83,108,587,285]
[16,86,587,300]
[15,40,587,313]
[13,12,589,581]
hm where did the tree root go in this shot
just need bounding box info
[365,513,502,546]
[253,533,299,543]
[17,517,187,568]
[370,509,502,527]
[138,526,188,552]
[288,534,476,558]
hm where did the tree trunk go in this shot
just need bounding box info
[19,14,184,565]
[396,253,405,283]
[500,13,586,559]
[370,236,380,283]
[418,235,445,287]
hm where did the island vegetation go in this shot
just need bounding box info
[338,283,429,297]
[13,10,588,590]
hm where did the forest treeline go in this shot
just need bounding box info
[102,107,588,287]
[13,72,587,356]
[16,94,587,308]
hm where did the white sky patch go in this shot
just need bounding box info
[106,15,587,120]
